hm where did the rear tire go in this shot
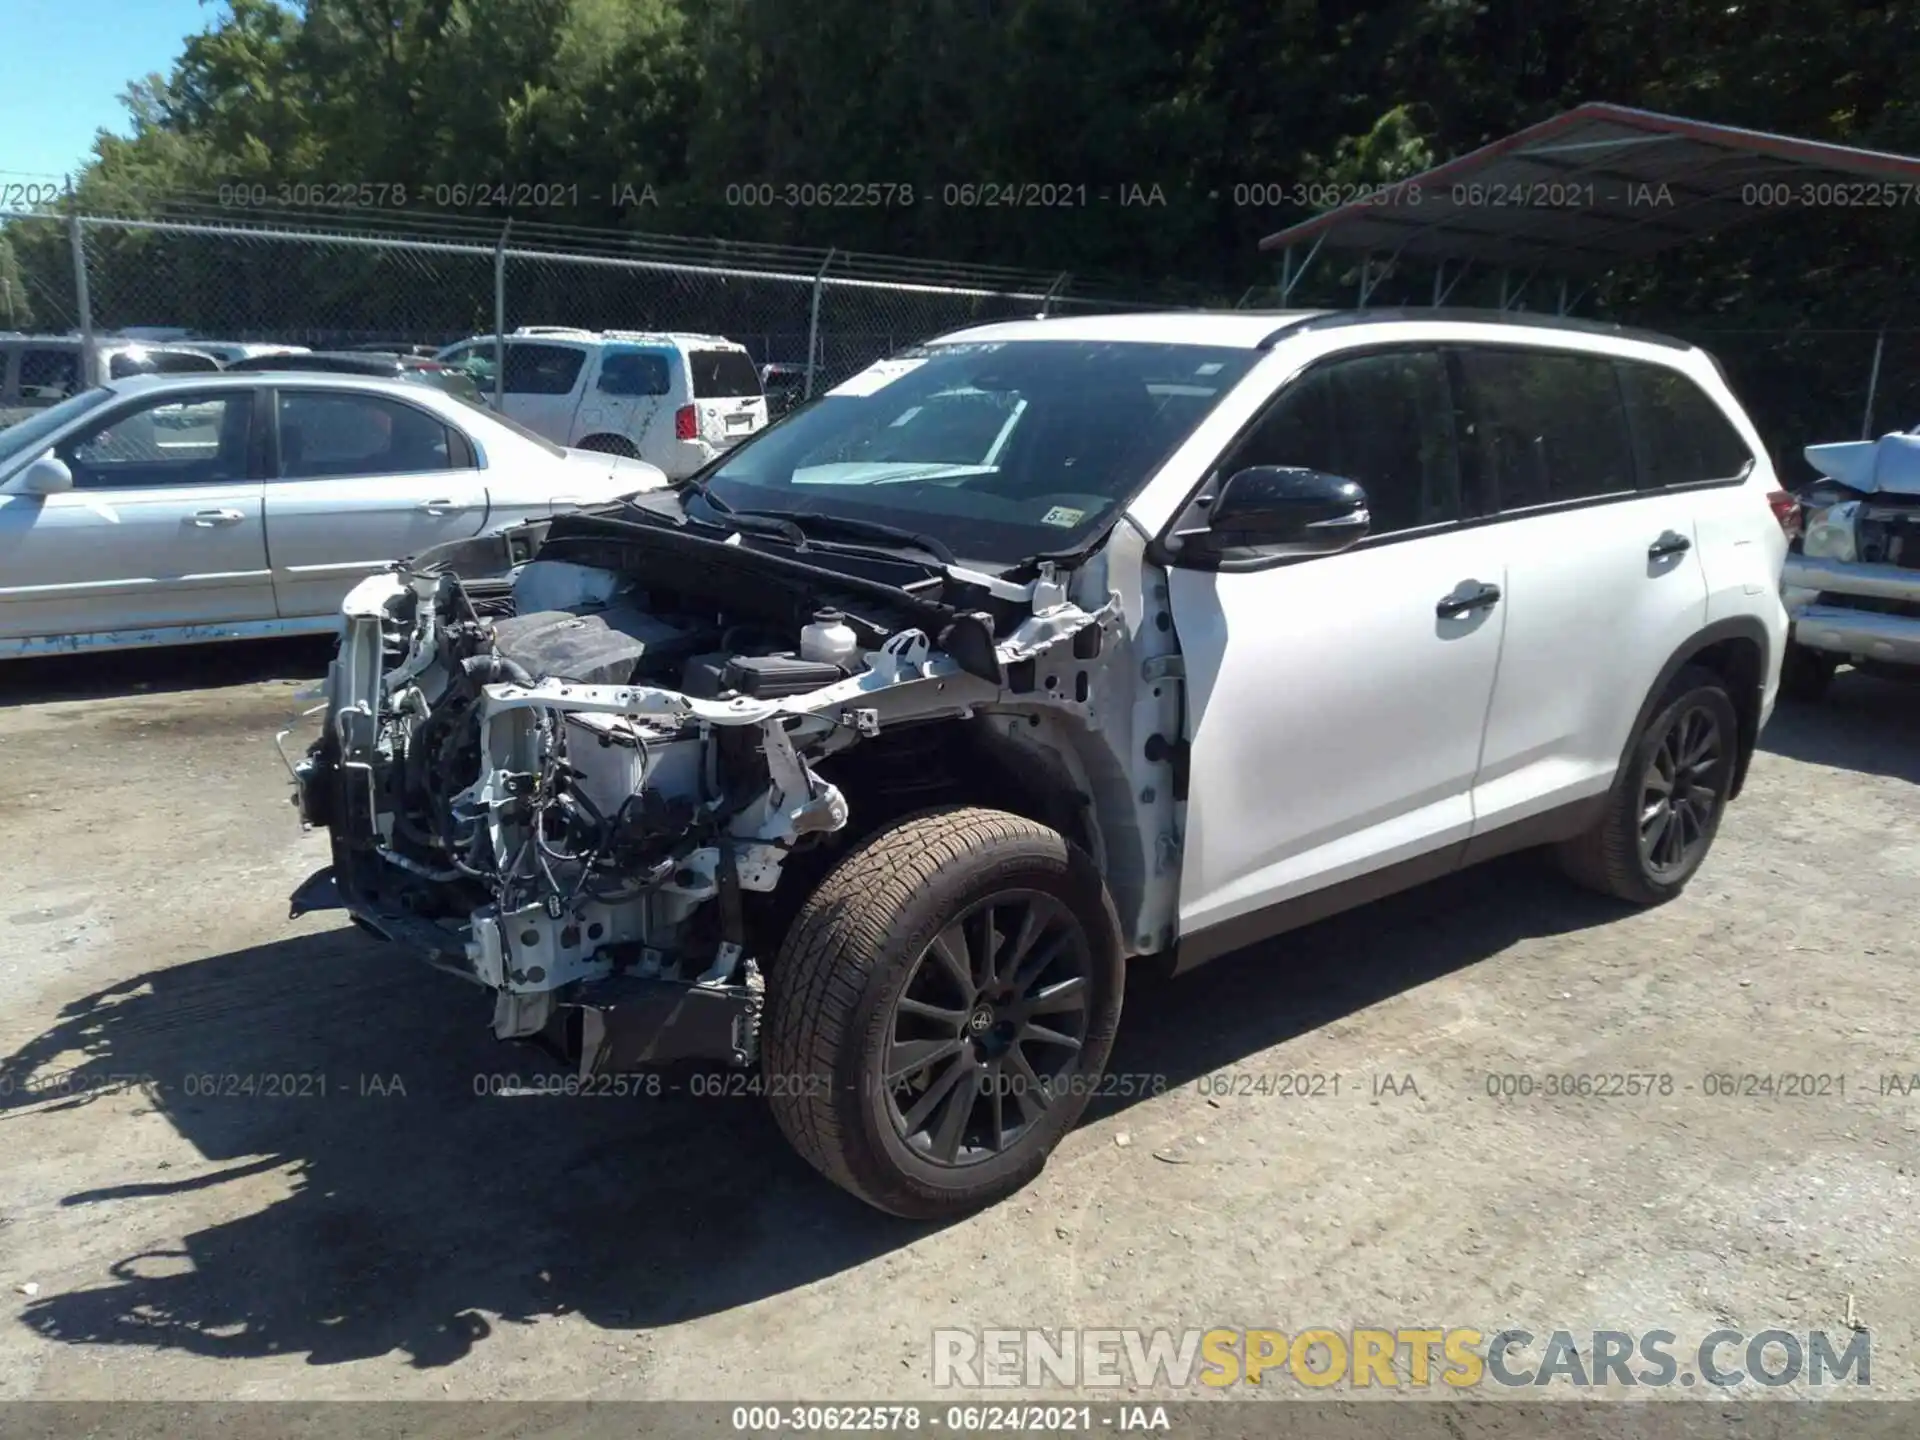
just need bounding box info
[575,433,639,458]
[1779,641,1838,702]
[1556,665,1739,906]
[763,806,1124,1219]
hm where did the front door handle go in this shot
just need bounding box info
[189,508,245,527]
[416,498,468,515]
[1436,580,1502,618]
[1648,530,1693,559]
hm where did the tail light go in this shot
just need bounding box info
[1766,489,1803,540]
[674,404,698,441]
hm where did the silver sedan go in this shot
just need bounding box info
[0,371,665,657]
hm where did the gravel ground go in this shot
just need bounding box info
[0,639,1914,1403]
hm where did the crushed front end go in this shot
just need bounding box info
[286,503,1160,1078]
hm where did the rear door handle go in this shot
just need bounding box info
[190,508,245,527]
[1648,530,1693,559]
[417,498,468,515]
[1436,581,1502,618]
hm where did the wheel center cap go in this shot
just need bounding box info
[966,1006,995,1035]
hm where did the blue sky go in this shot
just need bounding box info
[0,0,218,181]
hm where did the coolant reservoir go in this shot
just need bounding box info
[799,608,860,668]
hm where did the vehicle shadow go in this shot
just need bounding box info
[1756,669,1920,785]
[0,637,335,708]
[3,850,1626,1371]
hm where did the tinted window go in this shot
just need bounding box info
[702,340,1259,565]
[503,343,585,395]
[598,351,671,397]
[689,349,762,399]
[276,392,454,478]
[1617,361,1754,488]
[1226,348,1462,534]
[19,349,81,400]
[1453,347,1634,510]
[60,393,254,488]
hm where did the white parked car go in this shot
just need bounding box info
[174,340,313,366]
[1776,429,1920,698]
[0,371,664,657]
[436,327,769,478]
[0,334,222,428]
[289,308,1791,1218]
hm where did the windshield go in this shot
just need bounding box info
[0,387,114,466]
[698,340,1259,564]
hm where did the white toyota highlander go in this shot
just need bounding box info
[288,308,1793,1218]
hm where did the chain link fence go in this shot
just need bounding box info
[0,209,1169,405]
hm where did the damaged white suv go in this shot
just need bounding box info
[289,309,1791,1218]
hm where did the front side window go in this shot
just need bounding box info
[276,392,455,478]
[60,392,254,489]
[503,343,585,396]
[689,349,762,399]
[1616,360,1754,488]
[1453,346,1635,510]
[698,340,1261,565]
[1223,348,1463,535]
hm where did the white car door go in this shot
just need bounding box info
[1450,345,1710,837]
[502,341,591,443]
[262,388,489,619]
[1164,347,1508,963]
[0,389,271,645]
[572,343,675,455]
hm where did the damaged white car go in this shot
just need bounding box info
[288,310,1789,1217]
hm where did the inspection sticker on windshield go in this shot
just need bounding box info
[1040,505,1086,527]
[828,357,928,397]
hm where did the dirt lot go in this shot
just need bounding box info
[0,639,1915,1403]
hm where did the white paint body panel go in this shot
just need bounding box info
[1169,530,1507,936]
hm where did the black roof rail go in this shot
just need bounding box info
[1258,307,1694,353]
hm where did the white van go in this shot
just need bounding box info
[436,328,768,479]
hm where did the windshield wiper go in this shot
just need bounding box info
[733,508,958,567]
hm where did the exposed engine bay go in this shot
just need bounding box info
[288,497,1184,1077]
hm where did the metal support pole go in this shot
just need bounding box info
[1280,246,1295,305]
[803,248,835,400]
[1356,253,1373,308]
[1431,261,1444,308]
[492,220,511,409]
[1862,326,1887,440]
[1280,232,1326,305]
[67,190,94,377]
[1557,276,1570,315]
[1498,269,1512,311]
[1040,272,1071,317]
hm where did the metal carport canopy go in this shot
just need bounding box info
[1258,102,1920,278]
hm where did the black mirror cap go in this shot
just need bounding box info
[1197,465,1370,554]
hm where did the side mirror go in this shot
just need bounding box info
[11,452,74,496]
[1176,466,1369,558]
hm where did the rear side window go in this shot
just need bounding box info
[689,348,762,399]
[1453,347,1635,510]
[1225,347,1463,535]
[276,392,455,478]
[18,349,80,400]
[503,343,585,395]
[598,350,671,397]
[1616,361,1754,488]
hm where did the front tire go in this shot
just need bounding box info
[1556,665,1739,905]
[763,806,1124,1219]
